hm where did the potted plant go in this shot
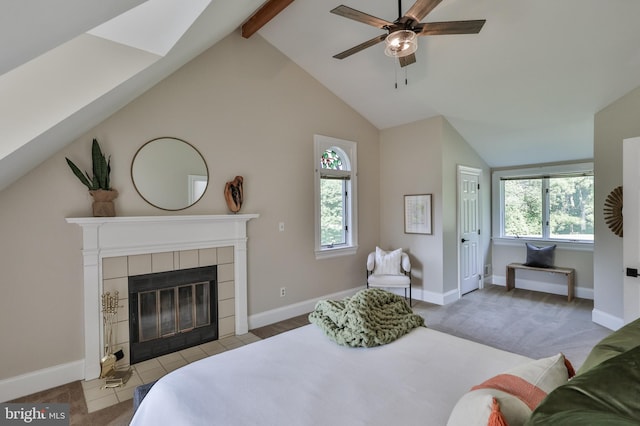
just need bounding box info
[66,138,118,217]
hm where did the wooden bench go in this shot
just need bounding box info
[506,263,575,302]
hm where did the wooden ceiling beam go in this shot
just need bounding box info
[242,0,295,39]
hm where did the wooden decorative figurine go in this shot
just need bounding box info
[224,176,244,213]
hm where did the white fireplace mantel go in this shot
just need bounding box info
[66,214,259,379]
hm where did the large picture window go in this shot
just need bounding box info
[494,163,593,243]
[314,135,358,259]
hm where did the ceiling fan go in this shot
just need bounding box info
[331,0,486,67]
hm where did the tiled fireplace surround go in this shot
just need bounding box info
[101,246,236,369]
[67,214,258,381]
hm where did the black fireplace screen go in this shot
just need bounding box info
[138,282,211,341]
[129,266,217,364]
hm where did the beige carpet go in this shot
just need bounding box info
[412,284,612,368]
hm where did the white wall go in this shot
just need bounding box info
[0,32,380,390]
[593,85,640,328]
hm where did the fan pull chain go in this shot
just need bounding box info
[393,63,409,89]
[392,57,411,89]
[394,60,398,89]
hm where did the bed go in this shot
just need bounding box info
[130,324,532,425]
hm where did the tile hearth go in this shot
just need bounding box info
[82,333,261,413]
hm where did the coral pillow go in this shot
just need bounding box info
[447,353,574,426]
[373,247,402,275]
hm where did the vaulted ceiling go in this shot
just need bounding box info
[259,0,640,167]
[2,0,640,192]
[0,0,263,192]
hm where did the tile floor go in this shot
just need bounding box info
[81,333,261,413]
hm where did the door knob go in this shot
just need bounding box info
[461,238,468,243]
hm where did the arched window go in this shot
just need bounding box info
[314,135,358,259]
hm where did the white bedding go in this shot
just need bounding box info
[130,325,532,426]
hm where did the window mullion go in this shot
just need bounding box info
[344,182,349,237]
[500,181,507,237]
[542,178,550,239]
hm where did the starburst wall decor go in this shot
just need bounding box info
[604,186,623,237]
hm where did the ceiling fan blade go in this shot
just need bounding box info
[416,20,486,35]
[405,0,443,22]
[330,5,394,29]
[399,53,416,68]
[333,34,388,60]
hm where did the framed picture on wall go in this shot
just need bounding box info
[404,194,432,235]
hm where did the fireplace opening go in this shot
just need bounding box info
[129,266,217,364]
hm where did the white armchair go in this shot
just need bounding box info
[366,247,412,305]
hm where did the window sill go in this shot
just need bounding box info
[315,245,358,260]
[492,237,593,252]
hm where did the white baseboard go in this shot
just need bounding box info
[443,289,460,305]
[248,285,466,330]
[416,288,459,305]
[592,309,624,331]
[0,360,84,403]
[247,284,462,329]
[491,275,594,300]
[366,287,458,306]
[248,286,364,329]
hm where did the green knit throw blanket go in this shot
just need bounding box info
[308,288,425,347]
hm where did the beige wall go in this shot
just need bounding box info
[380,117,443,295]
[0,32,379,381]
[379,116,489,300]
[492,243,594,293]
[442,119,491,293]
[594,85,640,323]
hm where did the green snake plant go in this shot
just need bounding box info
[66,138,112,191]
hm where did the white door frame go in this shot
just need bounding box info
[623,137,640,323]
[457,165,484,297]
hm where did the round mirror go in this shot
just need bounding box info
[131,137,208,211]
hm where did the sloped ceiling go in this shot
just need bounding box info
[0,0,263,192]
[0,0,146,76]
[2,0,640,192]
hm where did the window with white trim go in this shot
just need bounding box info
[493,163,593,243]
[314,135,358,259]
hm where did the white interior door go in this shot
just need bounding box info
[458,166,482,295]
[623,137,640,323]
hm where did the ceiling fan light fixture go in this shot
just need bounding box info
[384,30,417,58]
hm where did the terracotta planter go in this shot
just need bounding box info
[90,189,118,217]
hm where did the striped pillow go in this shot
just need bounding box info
[373,247,402,275]
[447,353,574,426]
